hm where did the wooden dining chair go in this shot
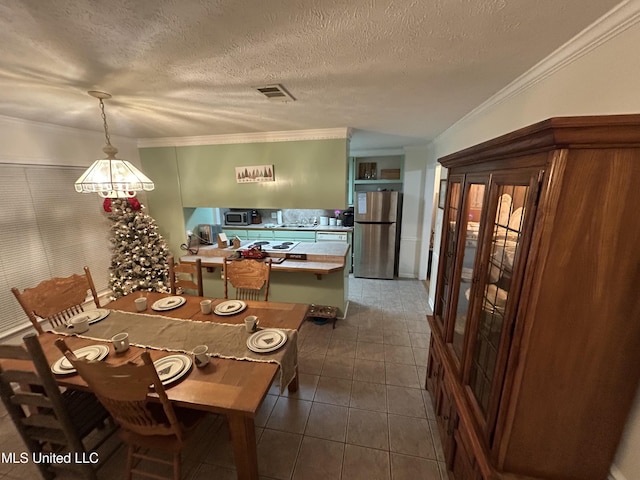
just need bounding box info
[223,257,272,301]
[11,266,101,334]
[0,333,116,480]
[55,339,204,480]
[168,256,203,297]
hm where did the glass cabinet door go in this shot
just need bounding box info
[449,180,487,362]
[465,172,540,433]
[434,177,462,331]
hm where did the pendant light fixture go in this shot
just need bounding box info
[74,91,154,198]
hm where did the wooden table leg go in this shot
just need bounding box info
[228,413,258,480]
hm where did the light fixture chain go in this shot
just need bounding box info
[99,98,112,146]
[76,90,154,197]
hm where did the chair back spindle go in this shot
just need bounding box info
[223,258,272,301]
[168,256,203,297]
[54,339,203,480]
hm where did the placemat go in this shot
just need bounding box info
[55,310,297,393]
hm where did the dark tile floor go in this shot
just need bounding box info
[0,276,444,479]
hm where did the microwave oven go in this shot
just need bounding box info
[224,210,252,226]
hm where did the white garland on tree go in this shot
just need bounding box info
[106,198,170,298]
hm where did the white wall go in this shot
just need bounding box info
[427,164,443,309]
[397,145,442,281]
[429,3,640,479]
[0,115,142,340]
[398,145,428,279]
[0,115,140,167]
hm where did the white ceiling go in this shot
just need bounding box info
[0,0,622,150]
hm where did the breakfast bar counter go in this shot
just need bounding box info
[181,241,350,316]
[181,241,349,276]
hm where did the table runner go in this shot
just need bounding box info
[55,310,298,393]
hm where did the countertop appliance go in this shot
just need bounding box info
[341,208,354,227]
[224,210,252,226]
[197,224,223,245]
[353,191,400,279]
[318,231,352,273]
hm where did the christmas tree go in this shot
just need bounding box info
[105,197,170,298]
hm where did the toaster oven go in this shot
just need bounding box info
[197,224,222,245]
[224,210,252,226]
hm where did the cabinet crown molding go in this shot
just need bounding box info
[439,114,640,169]
[137,127,351,148]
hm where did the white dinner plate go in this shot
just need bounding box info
[246,329,288,353]
[214,300,247,316]
[151,296,186,311]
[496,193,513,226]
[51,344,110,375]
[461,267,473,283]
[508,207,524,231]
[67,309,111,326]
[485,284,508,308]
[153,354,192,386]
[481,284,508,315]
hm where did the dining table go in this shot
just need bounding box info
[35,291,309,480]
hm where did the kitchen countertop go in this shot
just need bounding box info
[181,241,350,276]
[223,223,353,232]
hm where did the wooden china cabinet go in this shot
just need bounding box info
[427,115,640,480]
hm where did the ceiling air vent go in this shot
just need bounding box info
[255,84,296,102]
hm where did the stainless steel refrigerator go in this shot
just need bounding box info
[353,191,400,279]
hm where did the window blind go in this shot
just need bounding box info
[0,164,112,337]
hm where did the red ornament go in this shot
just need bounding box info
[103,198,112,212]
[127,196,141,210]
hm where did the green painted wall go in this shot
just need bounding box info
[140,137,350,257]
[175,138,349,208]
[139,147,186,258]
[199,267,349,316]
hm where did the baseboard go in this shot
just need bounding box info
[609,465,628,480]
[397,273,418,279]
[339,300,350,320]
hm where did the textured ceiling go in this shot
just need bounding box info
[0,0,622,150]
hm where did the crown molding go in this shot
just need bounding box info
[0,114,142,146]
[453,0,640,127]
[137,127,352,148]
[350,147,405,157]
[0,114,103,138]
[0,155,87,166]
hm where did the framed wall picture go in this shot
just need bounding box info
[236,165,275,183]
[438,179,447,209]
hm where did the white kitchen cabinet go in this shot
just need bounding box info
[273,230,316,242]
[221,229,248,239]
[245,230,275,240]
[316,232,348,242]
